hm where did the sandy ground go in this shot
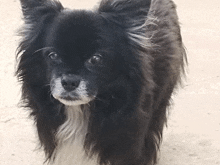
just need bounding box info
[0,0,220,164]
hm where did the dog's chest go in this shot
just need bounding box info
[51,106,98,165]
[51,139,98,165]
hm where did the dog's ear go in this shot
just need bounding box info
[98,0,152,49]
[17,1,64,88]
[99,0,151,16]
[20,0,63,19]
[98,0,151,26]
[18,0,63,51]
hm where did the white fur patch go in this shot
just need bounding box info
[127,16,159,49]
[51,106,98,165]
[51,77,64,99]
[51,78,92,106]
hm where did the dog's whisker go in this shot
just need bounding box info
[33,47,54,55]
[94,96,109,104]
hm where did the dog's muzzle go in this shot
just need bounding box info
[51,74,94,106]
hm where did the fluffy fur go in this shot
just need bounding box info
[16,0,187,164]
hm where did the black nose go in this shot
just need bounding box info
[61,75,81,91]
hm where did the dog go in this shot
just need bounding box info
[16,0,186,164]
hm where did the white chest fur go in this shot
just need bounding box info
[51,106,98,165]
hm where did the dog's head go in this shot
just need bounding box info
[17,0,152,106]
[43,11,115,106]
[42,10,132,106]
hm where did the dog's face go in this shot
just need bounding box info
[42,11,127,106]
[17,0,149,108]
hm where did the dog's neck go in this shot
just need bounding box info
[56,105,89,143]
[51,105,98,165]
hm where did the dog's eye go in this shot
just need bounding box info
[48,52,58,60]
[88,54,102,65]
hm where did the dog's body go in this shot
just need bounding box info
[16,0,186,164]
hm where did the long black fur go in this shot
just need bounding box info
[16,0,187,164]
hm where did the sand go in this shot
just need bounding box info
[0,0,219,164]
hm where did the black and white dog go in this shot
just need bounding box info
[16,0,186,164]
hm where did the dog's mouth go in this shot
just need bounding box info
[51,77,96,106]
[60,95,79,101]
[54,95,94,106]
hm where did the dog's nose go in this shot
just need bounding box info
[61,75,81,91]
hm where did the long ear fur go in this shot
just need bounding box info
[98,0,152,49]
[98,0,155,93]
[20,0,63,16]
[16,0,63,83]
[98,0,151,19]
[16,0,65,160]
[17,0,63,53]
